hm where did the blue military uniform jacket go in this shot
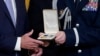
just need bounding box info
[57,0,100,56]
[28,0,100,56]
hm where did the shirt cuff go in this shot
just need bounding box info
[14,37,21,51]
[73,28,79,47]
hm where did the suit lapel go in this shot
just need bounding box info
[15,0,22,28]
[76,0,89,11]
[15,0,26,31]
[65,0,89,16]
[66,0,75,11]
[65,0,89,12]
[65,0,77,17]
[1,0,15,28]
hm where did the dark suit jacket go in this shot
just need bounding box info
[0,0,29,56]
[28,0,58,56]
[28,0,100,56]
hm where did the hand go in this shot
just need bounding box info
[39,33,50,47]
[55,31,66,45]
[21,30,44,50]
[43,41,50,47]
[31,47,43,56]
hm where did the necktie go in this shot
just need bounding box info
[5,0,16,27]
[25,0,30,11]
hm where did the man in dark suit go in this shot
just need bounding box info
[28,0,100,56]
[0,0,44,56]
[28,0,58,56]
